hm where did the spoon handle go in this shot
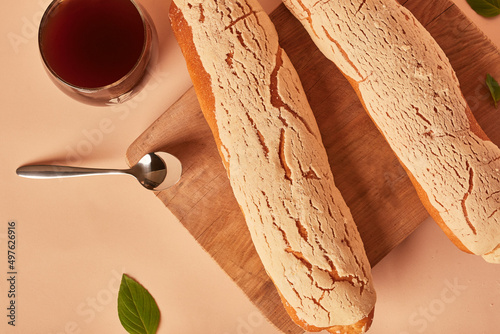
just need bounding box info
[16,165,126,179]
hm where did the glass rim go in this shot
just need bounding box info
[38,0,151,92]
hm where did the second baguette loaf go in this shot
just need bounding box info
[169,0,376,332]
[282,0,500,263]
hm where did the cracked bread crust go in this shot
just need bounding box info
[170,0,376,331]
[282,0,500,262]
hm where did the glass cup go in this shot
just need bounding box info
[38,0,157,106]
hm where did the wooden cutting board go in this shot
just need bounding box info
[127,1,500,333]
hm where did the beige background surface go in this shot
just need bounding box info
[1,0,499,333]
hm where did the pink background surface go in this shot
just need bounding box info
[1,0,499,333]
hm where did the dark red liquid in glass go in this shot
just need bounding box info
[40,0,145,88]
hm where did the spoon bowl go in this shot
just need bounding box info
[16,152,182,191]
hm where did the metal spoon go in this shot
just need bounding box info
[16,152,182,191]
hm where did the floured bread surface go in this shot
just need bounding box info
[170,0,376,329]
[282,0,500,260]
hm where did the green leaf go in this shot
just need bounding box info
[466,0,500,17]
[486,74,500,108]
[117,274,160,334]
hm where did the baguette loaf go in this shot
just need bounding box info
[169,0,376,332]
[282,0,500,263]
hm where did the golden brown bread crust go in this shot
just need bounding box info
[280,0,500,260]
[277,286,374,333]
[169,3,227,169]
[346,77,474,254]
[169,1,375,331]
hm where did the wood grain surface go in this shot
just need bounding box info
[127,1,500,332]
